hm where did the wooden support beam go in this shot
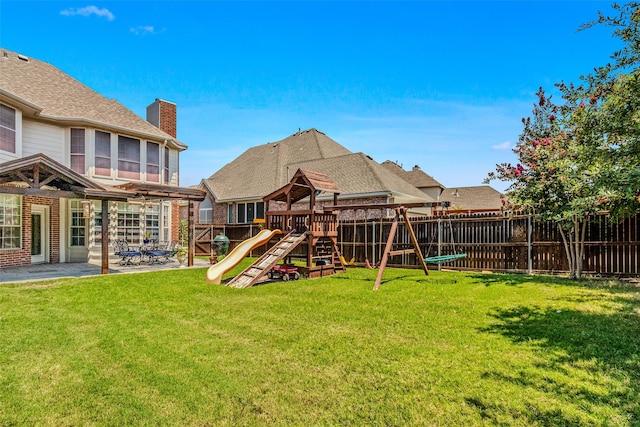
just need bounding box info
[188,201,195,267]
[389,249,415,257]
[374,207,429,290]
[401,208,429,276]
[374,209,399,290]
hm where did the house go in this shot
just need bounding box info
[0,48,204,270]
[381,161,503,214]
[198,128,435,223]
[443,186,504,214]
[380,160,445,201]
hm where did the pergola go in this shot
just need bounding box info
[0,153,206,274]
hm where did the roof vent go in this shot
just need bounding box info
[17,54,29,62]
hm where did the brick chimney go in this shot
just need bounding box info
[146,99,177,138]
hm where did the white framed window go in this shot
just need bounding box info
[0,194,21,249]
[69,200,87,247]
[70,129,86,174]
[118,136,140,180]
[144,203,160,241]
[162,203,170,242]
[146,142,160,182]
[116,203,141,243]
[0,104,16,154]
[95,131,111,176]
[199,198,213,224]
[163,147,170,184]
[236,202,264,224]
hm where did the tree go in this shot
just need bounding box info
[487,2,640,279]
[487,88,598,279]
[561,2,640,221]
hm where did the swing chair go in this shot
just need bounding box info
[423,214,467,264]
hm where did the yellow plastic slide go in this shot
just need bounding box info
[206,229,281,284]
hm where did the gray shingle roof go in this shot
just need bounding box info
[0,48,184,149]
[380,160,443,189]
[288,153,432,203]
[204,129,350,201]
[443,186,504,210]
[204,128,432,203]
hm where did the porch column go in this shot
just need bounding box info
[101,200,109,274]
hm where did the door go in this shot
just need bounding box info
[31,205,49,264]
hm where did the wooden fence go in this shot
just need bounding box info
[194,212,639,276]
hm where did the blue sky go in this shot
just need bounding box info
[0,1,621,192]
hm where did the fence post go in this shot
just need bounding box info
[437,217,442,272]
[527,214,532,274]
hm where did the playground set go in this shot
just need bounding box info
[205,168,465,289]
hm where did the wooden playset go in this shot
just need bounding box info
[223,168,463,289]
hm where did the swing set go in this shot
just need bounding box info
[423,214,468,264]
[327,202,467,290]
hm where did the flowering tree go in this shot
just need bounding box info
[487,88,598,279]
[487,2,640,279]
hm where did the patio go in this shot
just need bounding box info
[0,256,211,284]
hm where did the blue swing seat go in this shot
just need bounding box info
[423,253,467,264]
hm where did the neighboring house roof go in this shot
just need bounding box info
[202,129,348,201]
[203,128,432,204]
[0,48,185,150]
[442,186,504,211]
[380,160,444,189]
[287,153,433,203]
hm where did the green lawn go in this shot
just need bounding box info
[1,261,638,426]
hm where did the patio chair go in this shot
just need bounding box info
[113,240,142,266]
[145,240,177,264]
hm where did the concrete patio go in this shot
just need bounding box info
[0,257,211,284]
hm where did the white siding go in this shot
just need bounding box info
[169,148,179,185]
[22,119,65,163]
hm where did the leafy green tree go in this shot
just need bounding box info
[487,2,640,279]
[487,88,597,279]
[560,2,640,221]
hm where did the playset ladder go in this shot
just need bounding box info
[227,231,308,289]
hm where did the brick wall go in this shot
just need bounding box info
[159,100,177,138]
[0,196,60,269]
[207,195,394,227]
[171,201,180,242]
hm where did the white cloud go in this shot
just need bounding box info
[60,5,115,21]
[492,141,513,150]
[130,26,158,36]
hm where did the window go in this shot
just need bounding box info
[70,129,86,174]
[237,203,246,223]
[236,202,264,224]
[0,104,16,153]
[163,147,170,184]
[70,200,87,246]
[0,194,21,249]
[227,204,233,224]
[199,198,213,224]
[162,203,170,242]
[144,203,160,241]
[116,203,141,243]
[118,136,140,180]
[146,142,160,182]
[95,131,111,176]
[256,202,264,220]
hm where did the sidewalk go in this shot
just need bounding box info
[0,257,211,284]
